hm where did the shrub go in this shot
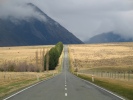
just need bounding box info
[44,42,63,70]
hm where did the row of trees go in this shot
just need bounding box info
[44,42,63,70]
[0,42,63,72]
[0,61,40,72]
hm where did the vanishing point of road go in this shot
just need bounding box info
[4,46,125,100]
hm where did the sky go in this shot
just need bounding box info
[0,0,133,41]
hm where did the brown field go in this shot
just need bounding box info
[0,45,63,99]
[0,45,52,65]
[0,72,54,99]
[69,43,133,80]
[0,45,53,71]
[0,72,52,86]
[69,43,133,99]
[69,43,133,71]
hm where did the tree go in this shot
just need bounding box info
[49,47,59,70]
[44,42,63,70]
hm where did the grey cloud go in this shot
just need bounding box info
[0,0,47,22]
[32,0,133,40]
[0,0,133,40]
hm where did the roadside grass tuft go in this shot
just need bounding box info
[0,74,52,100]
[78,74,133,100]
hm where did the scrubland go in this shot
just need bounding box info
[69,43,133,73]
[69,43,133,100]
[0,45,63,99]
[0,45,52,71]
[0,72,52,99]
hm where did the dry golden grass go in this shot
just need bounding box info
[69,43,133,99]
[0,72,46,85]
[0,45,63,99]
[69,43,133,71]
[0,46,52,70]
[0,71,57,85]
[79,73,133,88]
[78,73,133,100]
[69,43,133,81]
[0,45,52,70]
[0,72,54,98]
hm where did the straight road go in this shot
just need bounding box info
[4,46,125,100]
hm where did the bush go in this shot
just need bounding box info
[0,61,39,72]
[49,47,59,70]
[44,42,63,70]
[55,42,63,56]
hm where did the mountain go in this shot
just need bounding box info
[85,32,133,44]
[0,3,83,47]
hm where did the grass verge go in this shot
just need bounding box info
[77,73,133,100]
[0,74,52,100]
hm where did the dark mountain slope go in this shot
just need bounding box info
[85,32,133,44]
[0,3,83,46]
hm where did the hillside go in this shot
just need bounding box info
[0,3,83,47]
[85,32,133,44]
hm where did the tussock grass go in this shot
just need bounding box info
[0,45,52,68]
[0,72,53,99]
[69,43,133,72]
[78,73,133,100]
[69,42,133,99]
[0,45,63,99]
[0,50,63,99]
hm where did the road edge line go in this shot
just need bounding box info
[73,74,126,100]
[3,74,60,100]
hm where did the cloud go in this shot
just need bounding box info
[0,0,133,40]
[112,11,133,39]
[32,0,133,40]
[0,0,46,22]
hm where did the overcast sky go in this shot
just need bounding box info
[0,0,133,41]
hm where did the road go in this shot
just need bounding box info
[4,46,125,100]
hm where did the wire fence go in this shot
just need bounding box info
[0,72,50,81]
[80,71,133,81]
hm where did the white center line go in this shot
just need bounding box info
[65,85,67,86]
[65,88,67,90]
[65,93,67,96]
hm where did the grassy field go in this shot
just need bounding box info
[69,42,133,100]
[69,43,133,72]
[0,45,52,66]
[0,72,54,99]
[0,45,64,99]
[77,73,133,100]
[0,45,53,71]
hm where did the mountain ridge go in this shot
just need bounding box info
[0,3,83,47]
[85,32,133,44]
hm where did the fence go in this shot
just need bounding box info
[0,72,48,82]
[81,71,133,81]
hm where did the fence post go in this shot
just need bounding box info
[128,71,130,81]
[118,72,119,79]
[123,72,125,79]
[92,75,94,82]
[36,75,39,81]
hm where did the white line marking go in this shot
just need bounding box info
[74,74,125,100]
[65,88,67,90]
[65,72,66,83]
[3,75,59,100]
[65,93,67,96]
[83,79,125,100]
[65,85,67,86]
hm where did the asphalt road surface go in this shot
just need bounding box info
[4,46,125,100]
